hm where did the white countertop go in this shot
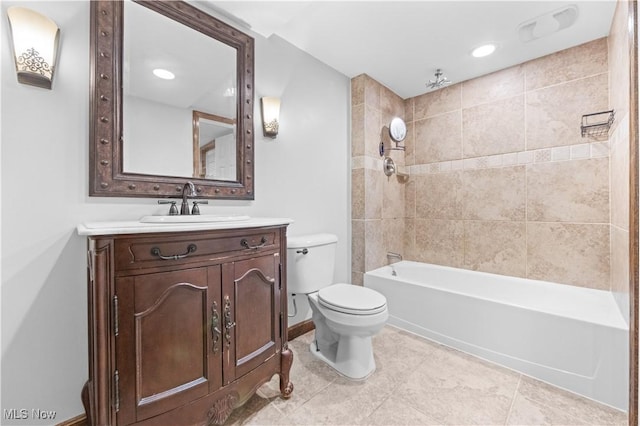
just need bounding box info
[77,217,294,236]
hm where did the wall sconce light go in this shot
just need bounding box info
[7,7,60,90]
[260,97,281,138]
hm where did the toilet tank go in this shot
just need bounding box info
[287,233,338,294]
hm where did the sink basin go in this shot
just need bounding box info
[140,215,251,224]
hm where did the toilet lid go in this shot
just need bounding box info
[318,283,387,315]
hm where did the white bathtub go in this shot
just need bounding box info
[364,261,629,410]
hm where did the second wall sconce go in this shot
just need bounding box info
[260,97,281,138]
[7,6,60,90]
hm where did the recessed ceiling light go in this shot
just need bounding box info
[152,68,175,80]
[471,44,496,58]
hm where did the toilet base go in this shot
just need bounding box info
[309,337,376,381]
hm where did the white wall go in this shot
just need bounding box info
[0,1,350,423]
[123,95,193,177]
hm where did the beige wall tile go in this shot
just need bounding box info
[463,95,525,157]
[404,98,415,124]
[381,85,405,124]
[383,173,405,219]
[463,166,526,221]
[351,74,365,106]
[405,178,416,219]
[365,219,385,271]
[525,38,608,91]
[352,272,364,286]
[415,219,464,268]
[527,223,610,289]
[609,9,630,317]
[383,218,405,257]
[414,84,461,120]
[404,218,416,260]
[351,104,364,157]
[464,221,526,277]
[527,158,609,223]
[364,74,381,109]
[415,111,462,163]
[611,117,629,229]
[364,169,383,219]
[351,58,616,292]
[611,225,629,319]
[364,104,382,158]
[415,171,463,220]
[609,3,630,130]
[404,121,415,166]
[352,220,365,274]
[526,73,608,150]
[462,65,524,108]
[351,169,364,219]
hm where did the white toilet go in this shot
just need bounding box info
[287,233,388,380]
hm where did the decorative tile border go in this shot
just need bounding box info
[408,141,609,175]
[352,141,608,174]
[352,155,383,171]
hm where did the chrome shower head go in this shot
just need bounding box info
[426,69,452,90]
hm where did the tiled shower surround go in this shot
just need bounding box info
[608,0,631,322]
[352,21,630,310]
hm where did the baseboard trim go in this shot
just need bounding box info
[288,319,314,340]
[56,414,87,426]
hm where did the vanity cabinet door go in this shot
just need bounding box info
[222,253,281,383]
[115,266,222,424]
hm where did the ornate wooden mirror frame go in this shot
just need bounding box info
[89,0,255,199]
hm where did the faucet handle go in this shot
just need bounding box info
[158,200,179,215]
[191,200,209,215]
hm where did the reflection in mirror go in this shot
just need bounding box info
[193,111,237,181]
[389,117,407,142]
[89,0,255,199]
[122,0,237,180]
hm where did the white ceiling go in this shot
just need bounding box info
[205,1,617,99]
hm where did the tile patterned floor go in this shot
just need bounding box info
[224,326,627,425]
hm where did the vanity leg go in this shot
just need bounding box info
[279,347,294,398]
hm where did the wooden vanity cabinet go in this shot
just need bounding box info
[82,225,293,426]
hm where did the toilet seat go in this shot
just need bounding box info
[318,283,387,315]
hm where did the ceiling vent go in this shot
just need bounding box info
[518,5,579,43]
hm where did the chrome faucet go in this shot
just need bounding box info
[181,181,196,215]
[387,252,402,276]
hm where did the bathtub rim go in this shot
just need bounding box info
[364,261,628,331]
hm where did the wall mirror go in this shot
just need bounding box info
[89,0,255,199]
